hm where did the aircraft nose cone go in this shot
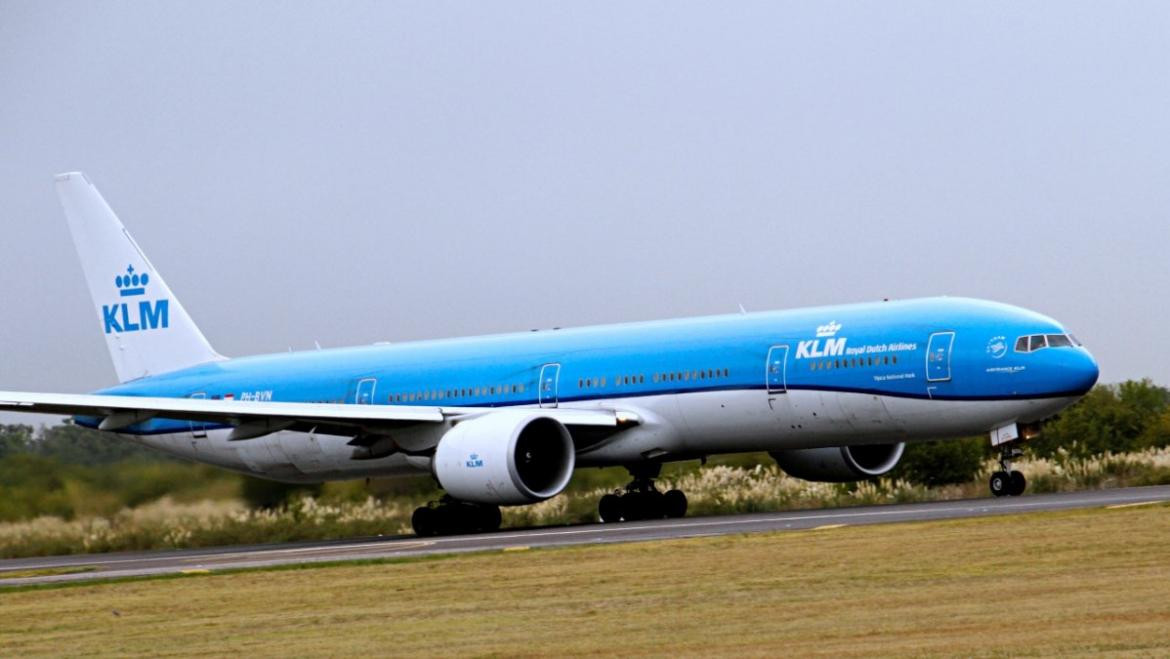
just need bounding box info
[1068,349,1100,394]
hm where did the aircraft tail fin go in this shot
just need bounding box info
[55,172,225,383]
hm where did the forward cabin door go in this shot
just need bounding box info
[538,363,560,408]
[926,331,956,399]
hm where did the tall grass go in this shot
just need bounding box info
[3,448,1169,559]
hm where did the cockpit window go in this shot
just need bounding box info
[1015,333,1080,353]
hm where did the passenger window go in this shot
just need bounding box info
[1029,335,1048,352]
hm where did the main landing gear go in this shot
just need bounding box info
[598,464,688,523]
[412,497,502,537]
[989,445,1027,497]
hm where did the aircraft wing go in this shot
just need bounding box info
[0,391,635,441]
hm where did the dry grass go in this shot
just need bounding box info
[2,504,1169,656]
[4,447,1170,559]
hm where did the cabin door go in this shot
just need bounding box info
[766,345,790,394]
[538,363,560,408]
[352,377,378,405]
[926,332,956,383]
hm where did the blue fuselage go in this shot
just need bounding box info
[94,297,1098,441]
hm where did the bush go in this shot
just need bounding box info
[240,477,324,509]
[1031,380,1170,459]
[892,437,987,487]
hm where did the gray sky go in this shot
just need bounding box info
[2,2,1169,425]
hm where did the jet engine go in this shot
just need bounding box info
[433,410,575,505]
[770,442,905,482]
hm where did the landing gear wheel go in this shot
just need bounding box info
[663,489,688,518]
[412,506,438,537]
[990,443,1027,498]
[620,492,646,522]
[644,490,666,519]
[477,504,503,532]
[989,471,1010,497]
[1008,470,1027,497]
[598,463,691,523]
[411,500,501,536]
[599,494,622,523]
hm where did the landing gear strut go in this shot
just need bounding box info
[412,497,502,537]
[989,445,1027,497]
[598,464,688,523]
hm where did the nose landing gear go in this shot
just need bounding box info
[598,464,688,523]
[989,446,1027,497]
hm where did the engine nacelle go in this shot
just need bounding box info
[433,410,575,505]
[770,442,905,482]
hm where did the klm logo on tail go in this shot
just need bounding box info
[102,265,169,334]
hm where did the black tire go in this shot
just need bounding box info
[1008,471,1027,497]
[434,505,458,536]
[989,471,1010,497]
[663,489,688,518]
[644,490,666,519]
[620,492,645,521]
[477,505,502,532]
[599,494,622,523]
[412,506,437,537]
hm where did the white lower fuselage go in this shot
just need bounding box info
[123,389,1077,483]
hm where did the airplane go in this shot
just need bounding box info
[0,172,1100,536]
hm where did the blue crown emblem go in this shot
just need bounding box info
[114,265,150,297]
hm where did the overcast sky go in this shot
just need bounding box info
[2,2,1169,425]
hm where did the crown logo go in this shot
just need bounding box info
[114,264,150,297]
[816,321,842,338]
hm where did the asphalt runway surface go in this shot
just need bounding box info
[3,485,1168,588]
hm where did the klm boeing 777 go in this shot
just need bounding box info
[0,173,1100,536]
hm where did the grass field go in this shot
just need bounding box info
[2,504,1169,657]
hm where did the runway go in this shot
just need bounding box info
[3,485,1168,588]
